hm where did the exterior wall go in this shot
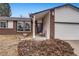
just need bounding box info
[0,21,17,35]
[43,12,50,39]
[8,21,13,28]
[55,23,79,40]
[55,6,79,40]
[0,20,32,35]
[55,6,79,23]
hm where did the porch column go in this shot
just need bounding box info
[33,16,35,38]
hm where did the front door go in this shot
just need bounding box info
[37,23,42,33]
[36,20,43,33]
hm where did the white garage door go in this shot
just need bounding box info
[55,23,79,40]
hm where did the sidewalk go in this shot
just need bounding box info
[65,40,79,56]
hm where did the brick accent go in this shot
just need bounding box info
[50,9,55,39]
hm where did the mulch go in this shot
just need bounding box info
[18,39,77,56]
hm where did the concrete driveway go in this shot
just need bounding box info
[65,40,79,56]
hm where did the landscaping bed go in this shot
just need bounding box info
[18,39,76,56]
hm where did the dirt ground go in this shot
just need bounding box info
[0,35,19,56]
[0,35,78,56]
[0,35,32,56]
[65,40,79,56]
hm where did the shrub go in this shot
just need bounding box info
[18,39,76,56]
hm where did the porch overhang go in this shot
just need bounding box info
[30,10,49,20]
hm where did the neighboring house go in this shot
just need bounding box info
[0,4,79,40]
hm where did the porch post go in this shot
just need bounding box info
[47,11,50,39]
[33,15,35,38]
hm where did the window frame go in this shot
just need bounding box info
[17,21,31,32]
[0,21,8,29]
[24,22,31,31]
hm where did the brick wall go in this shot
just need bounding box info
[0,21,17,35]
[0,21,32,35]
[50,9,55,39]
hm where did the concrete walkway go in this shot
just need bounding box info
[65,40,79,56]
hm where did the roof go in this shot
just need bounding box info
[30,3,79,16]
[0,17,31,21]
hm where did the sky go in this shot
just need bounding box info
[10,3,79,17]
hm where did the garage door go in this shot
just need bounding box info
[55,23,79,40]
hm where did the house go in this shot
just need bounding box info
[0,4,79,40]
[30,4,79,40]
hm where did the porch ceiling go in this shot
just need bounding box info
[34,10,49,19]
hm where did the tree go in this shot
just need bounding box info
[0,3,11,17]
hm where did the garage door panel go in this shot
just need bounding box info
[55,23,79,40]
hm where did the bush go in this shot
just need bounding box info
[18,39,76,56]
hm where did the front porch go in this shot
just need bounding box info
[32,10,51,40]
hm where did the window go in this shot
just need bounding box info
[17,21,31,32]
[17,22,24,31]
[0,21,7,28]
[25,22,31,31]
